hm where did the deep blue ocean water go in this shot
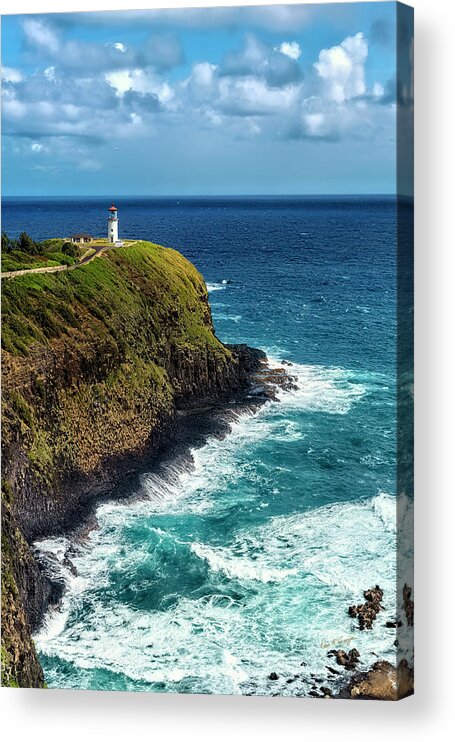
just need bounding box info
[2,197,411,694]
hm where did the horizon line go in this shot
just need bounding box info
[3,193,401,199]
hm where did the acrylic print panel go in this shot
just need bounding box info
[1,2,414,699]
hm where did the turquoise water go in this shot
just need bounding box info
[3,196,410,694]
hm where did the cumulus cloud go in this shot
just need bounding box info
[21,19,184,76]
[106,69,175,108]
[1,67,23,83]
[2,18,393,168]
[277,42,301,60]
[183,38,302,122]
[110,42,127,53]
[220,35,302,88]
[217,76,300,117]
[123,89,162,113]
[314,32,368,103]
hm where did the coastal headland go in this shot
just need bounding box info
[1,239,291,687]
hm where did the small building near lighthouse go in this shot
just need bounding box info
[71,232,93,244]
[108,203,119,244]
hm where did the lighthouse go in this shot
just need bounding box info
[108,203,119,244]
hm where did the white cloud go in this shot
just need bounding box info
[2,21,393,156]
[185,57,300,119]
[44,66,57,82]
[105,68,175,107]
[220,35,302,88]
[372,81,385,99]
[218,76,299,116]
[277,42,301,61]
[23,19,60,54]
[2,98,27,119]
[314,32,368,103]
[1,67,23,83]
[184,62,217,103]
[304,112,327,138]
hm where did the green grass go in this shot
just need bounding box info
[1,241,224,357]
[1,249,77,273]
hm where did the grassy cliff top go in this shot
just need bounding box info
[1,241,223,358]
[1,238,78,273]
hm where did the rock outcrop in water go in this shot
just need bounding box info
[1,241,277,687]
[327,648,360,670]
[337,659,414,700]
[348,585,384,630]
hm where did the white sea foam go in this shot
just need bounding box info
[212,313,242,323]
[34,492,404,695]
[206,282,226,292]
[190,542,298,583]
[268,359,367,415]
[33,360,403,694]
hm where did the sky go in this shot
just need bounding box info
[1,3,408,196]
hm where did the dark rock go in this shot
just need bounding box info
[348,585,384,630]
[327,648,360,670]
[336,659,414,700]
[364,586,383,604]
[268,672,279,680]
[403,584,414,627]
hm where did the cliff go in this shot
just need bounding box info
[1,241,265,687]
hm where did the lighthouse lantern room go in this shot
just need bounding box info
[108,204,119,244]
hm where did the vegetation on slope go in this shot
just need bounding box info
[2,240,243,687]
[2,241,221,355]
[1,232,77,272]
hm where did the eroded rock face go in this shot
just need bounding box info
[338,660,414,701]
[1,487,47,688]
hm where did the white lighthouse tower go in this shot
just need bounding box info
[108,203,119,244]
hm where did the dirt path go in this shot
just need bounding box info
[1,241,137,280]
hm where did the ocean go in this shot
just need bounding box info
[2,196,410,694]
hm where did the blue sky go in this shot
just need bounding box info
[1,3,403,196]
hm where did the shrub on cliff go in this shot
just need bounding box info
[18,232,39,255]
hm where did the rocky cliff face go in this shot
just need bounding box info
[1,242,264,687]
